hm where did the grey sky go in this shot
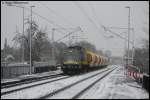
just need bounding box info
[1,1,149,57]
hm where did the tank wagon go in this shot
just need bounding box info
[61,46,109,74]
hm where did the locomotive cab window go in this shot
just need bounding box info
[63,48,83,62]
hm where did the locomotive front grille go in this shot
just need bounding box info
[62,64,82,69]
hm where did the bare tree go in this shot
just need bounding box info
[12,19,50,63]
[133,2,149,74]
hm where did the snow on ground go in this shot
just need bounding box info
[1,76,68,93]
[3,65,146,99]
[79,65,149,99]
[1,79,20,84]
[1,66,113,99]
[49,67,116,99]
[1,69,63,84]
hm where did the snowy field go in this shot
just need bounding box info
[79,65,149,99]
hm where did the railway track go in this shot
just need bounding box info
[1,68,101,96]
[1,73,64,89]
[1,75,70,96]
[1,66,116,99]
[72,67,117,99]
[37,67,117,99]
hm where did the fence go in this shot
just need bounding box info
[1,62,57,79]
[127,65,149,92]
[127,70,143,82]
[1,63,30,79]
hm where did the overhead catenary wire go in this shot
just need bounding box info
[7,4,78,46]
[11,5,68,34]
[73,1,132,51]
[73,1,103,35]
[7,3,85,45]
[104,27,134,30]
[74,1,110,38]
[88,3,134,31]
[73,2,116,41]
[88,2,112,52]
[88,2,135,45]
[38,1,75,28]
[8,3,103,44]
[88,2,120,38]
[104,27,134,44]
[56,27,82,42]
[87,2,104,29]
[37,2,84,43]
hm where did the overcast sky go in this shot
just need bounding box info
[1,1,149,57]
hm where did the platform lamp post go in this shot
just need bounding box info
[125,6,131,68]
[30,5,35,74]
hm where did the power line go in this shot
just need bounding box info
[38,1,87,44]
[38,1,75,27]
[7,4,75,44]
[104,27,134,45]
[56,32,74,42]
[24,5,83,43]
[74,1,112,40]
[88,2,112,40]
[56,27,82,42]
[73,1,102,35]
[88,2,121,39]
[12,5,67,34]
[88,2,104,28]
[88,3,134,46]
[88,3,133,31]
[105,27,134,30]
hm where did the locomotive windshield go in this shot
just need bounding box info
[63,48,82,61]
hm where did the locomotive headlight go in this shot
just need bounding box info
[69,50,73,52]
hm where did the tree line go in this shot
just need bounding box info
[1,19,111,65]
